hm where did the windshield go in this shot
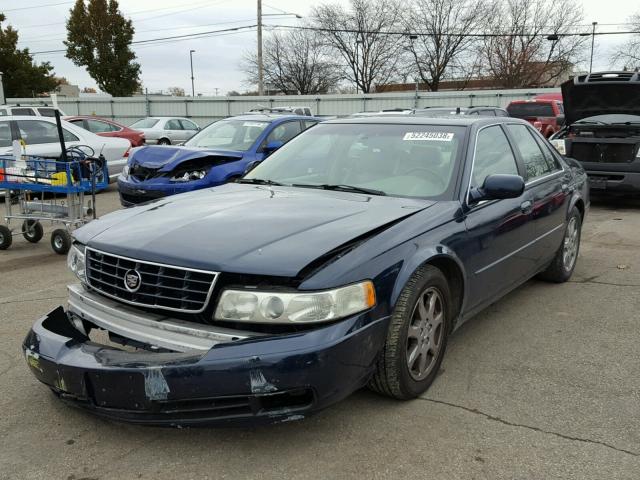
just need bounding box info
[131,118,159,128]
[507,103,555,118]
[185,120,269,150]
[245,123,465,199]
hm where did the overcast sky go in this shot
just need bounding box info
[3,0,639,95]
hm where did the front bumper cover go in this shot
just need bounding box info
[23,306,389,427]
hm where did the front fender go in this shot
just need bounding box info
[390,245,468,321]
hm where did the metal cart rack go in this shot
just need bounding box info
[0,153,107,254]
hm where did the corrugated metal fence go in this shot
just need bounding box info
[8,87,558,127]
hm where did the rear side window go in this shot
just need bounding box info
[303,120,318,130]
[471,126,519,188]
[0,121,12,147]
[507,103,554,118]
[37,108,57,117]
[506,124,552,181]
[12,108,35,116]
[179,119,198,130]
[265,121,302,145]
[86,119,116,133]
[532,133,562,172]
[16,120,78,145]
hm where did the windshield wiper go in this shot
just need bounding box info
[573,120,608,125]
[292,183,386,196]
[236,178,285,186]
[610,121,640,126]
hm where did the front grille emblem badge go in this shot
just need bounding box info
[124,269,142,292]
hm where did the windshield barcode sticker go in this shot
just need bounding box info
[403,132,454,141]
[243,122,265,127]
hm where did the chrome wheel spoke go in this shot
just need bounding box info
[407,324,422,340]
[407,343,420,367]
[406,286,445,381]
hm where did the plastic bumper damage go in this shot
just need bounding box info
[23,303,389,427]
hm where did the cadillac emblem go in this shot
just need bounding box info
[124,269,142,292]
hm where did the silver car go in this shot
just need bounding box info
[129,117,200,145]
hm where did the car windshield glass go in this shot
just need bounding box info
[245,123,465,199]
[507,103,554,118]
[131,118,159,128]
[185,120,269,150]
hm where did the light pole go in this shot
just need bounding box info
[589,22,597,74]
[0,72,5,105]
[189,50,196,97]
[257,0,302,96]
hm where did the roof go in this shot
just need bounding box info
[0,115,70,122]
[325,116,522,126]
[223,114,319,122]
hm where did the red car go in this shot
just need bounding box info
[506,99,565,138]
[65,116,145,147]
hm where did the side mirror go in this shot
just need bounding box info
[244,160,262,175]
[556,114,565,127]
[469,174,525,203]
[263,140,284,155]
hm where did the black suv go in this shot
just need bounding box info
[550,71,640,194]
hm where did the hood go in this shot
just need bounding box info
[561,72,640,125]
[129,145,244,172]
[75,183,434,277]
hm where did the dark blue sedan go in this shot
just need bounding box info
[117,114,319,206]
[24,116,588,426]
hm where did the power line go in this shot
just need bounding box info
[2,1,73,12]
[30,24,258,54]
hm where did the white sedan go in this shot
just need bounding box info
[129,117,200,145]
[0,116,130,181]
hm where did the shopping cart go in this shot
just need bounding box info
[0,148,108,254]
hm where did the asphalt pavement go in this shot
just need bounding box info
[1,185,639,480]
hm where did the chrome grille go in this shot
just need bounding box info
[85,248,218,313]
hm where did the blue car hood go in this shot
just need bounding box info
[130,146,244,171]
[75,183,435,277]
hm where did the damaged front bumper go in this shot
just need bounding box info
[23,294,389,427]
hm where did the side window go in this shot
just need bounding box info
[303,120,318,130]
[532,132,562,172]
[180,119,198,130]
[480,110,497,116]
[37,108,57,117]
[166,119,183,130]
[556,103,564,114]
[506,124,552,181]
[495,110,508,117]
[16,120,78,145]
[12,108,35,116]
[471,125,519,188]
[265,121,302,146]
[0,121,12,147]
[86,119,113,133]
[468,110,479,115]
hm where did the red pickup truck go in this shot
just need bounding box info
[506,98,565,137]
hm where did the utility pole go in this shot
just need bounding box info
[0,72,5,105]
[257,0,264,96]
[589,22,597,74]
[190,49,196,96]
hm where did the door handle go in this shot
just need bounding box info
[520,200,533,214]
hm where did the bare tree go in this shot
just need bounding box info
[313,0,405,93]
[403,0,494,91]
[167,86,185,96]
[612,13,640,70]
[243,28,340,95]
[481,0,586,88]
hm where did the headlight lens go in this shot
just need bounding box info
[67,243,86,283]
[171,170,207,182]
[551,138,566,155]
[214,281,376,324]
[121,165,130,177]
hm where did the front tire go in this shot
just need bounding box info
[22,220,44,243]
[157,138,171,146]
[538,206,582,283]
[369,265,450,399]
[50,229,72,255]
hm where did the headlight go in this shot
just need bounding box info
[551,138,566,155]
[171,170,207,182]
[214,281,376,324]
[67,243,86,283]
[121,165,130,177]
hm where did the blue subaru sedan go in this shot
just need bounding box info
[117,114,319,206]
[24,116,588,426]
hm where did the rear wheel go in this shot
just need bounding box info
[538,206,582,283]
[22,220,44,243]
[157,138,171,145]
[0,225,12,250]
[50,229,72,255]
[369,265,450,399]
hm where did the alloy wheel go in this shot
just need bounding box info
[562,217,579,271]
[406,287,445,381]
